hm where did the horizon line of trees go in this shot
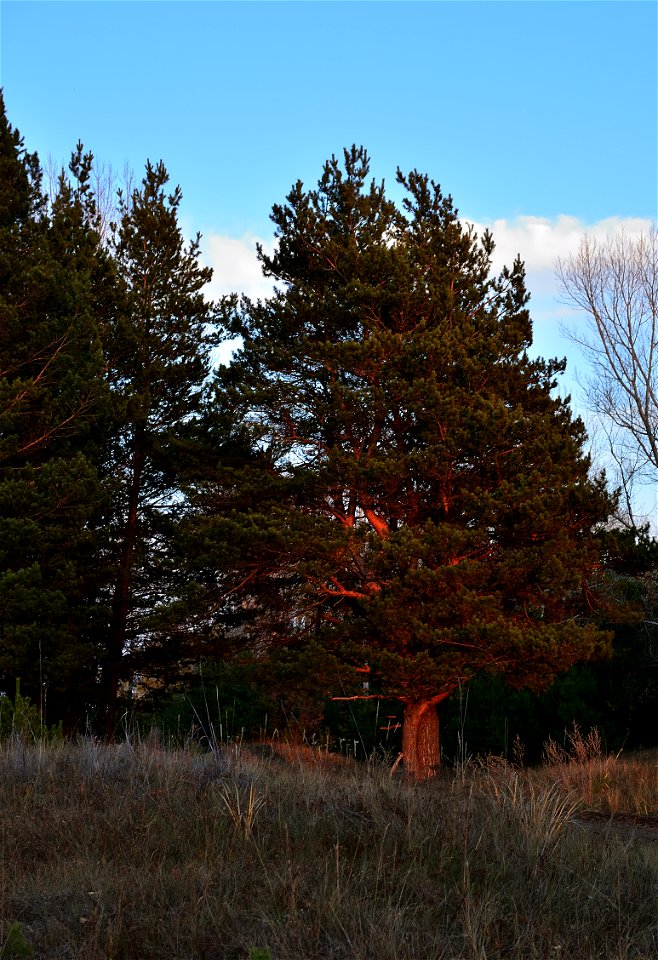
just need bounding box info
[1,92,657,776]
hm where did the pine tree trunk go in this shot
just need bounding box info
[101,431,146,739]
[402,700,441,780]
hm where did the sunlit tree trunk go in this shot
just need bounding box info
[402,700,443,780]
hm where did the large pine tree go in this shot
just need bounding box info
[196,147,613,778]
[0,93,111,723]
[98,160,222,735]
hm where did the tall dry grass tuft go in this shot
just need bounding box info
[218,781,268,838]
[0,734,655,959]
[539,723,658,814]
[485,770,581,868]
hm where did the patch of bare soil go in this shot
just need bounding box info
[571,811,658,843]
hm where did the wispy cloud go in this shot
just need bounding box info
[201,216,656,305]
[465,215,655,297]
[201,215,658,493]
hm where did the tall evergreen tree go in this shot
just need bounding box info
[0,93,110,723]
[196,148,613,778]
[99,160,222,735]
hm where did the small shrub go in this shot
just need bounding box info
[0,682,62,743]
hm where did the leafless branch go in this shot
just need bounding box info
[557,226,658,526]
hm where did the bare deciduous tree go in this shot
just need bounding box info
[557,226,658,526]
[43,151,135,245]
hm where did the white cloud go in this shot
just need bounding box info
[202,216,656,307]
[463,214,655,297]
[454,215,656,424]
[202,232,277,302]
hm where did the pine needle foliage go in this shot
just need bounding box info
[0,93,111,721]
[194,147,614,777]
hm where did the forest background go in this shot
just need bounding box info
[0,1,657,773]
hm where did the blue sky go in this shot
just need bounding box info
[1,0,657,485]
[2,1,655,232]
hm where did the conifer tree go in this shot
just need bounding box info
[199,147,613,778]
[0,93,110,722]
[99,160,222,735]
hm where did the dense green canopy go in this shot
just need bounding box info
[3,90,646,761]
[0,94,110,720]
[0,94,223,731]
[194,147,614,776]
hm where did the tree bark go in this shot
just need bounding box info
[402,699,443,780]
[101,429,146,739]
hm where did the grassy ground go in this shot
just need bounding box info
[0,734,656,960]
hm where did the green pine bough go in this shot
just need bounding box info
[186,146,616,780]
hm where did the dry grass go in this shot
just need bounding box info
[0,734,656,959]
[538,726,658,816]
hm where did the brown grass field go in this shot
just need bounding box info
[0,732,656,959]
